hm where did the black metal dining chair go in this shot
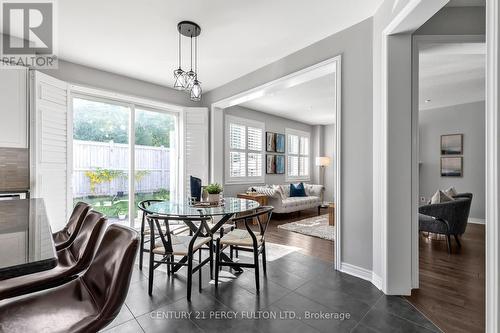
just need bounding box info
[137,200,190,270]
[215,206,273,293]
[147,214,213,301]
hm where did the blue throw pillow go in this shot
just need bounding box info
[290,183,306,197]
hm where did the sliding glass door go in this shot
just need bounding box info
[72,96,178,228]
[72,97,131,224]
[132,108,178,227]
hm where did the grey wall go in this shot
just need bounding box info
[415,6,485,36]
[42,60,199,107]
[223,105,313,196]
[312,125,325,185]
[323,124,335,202]
[205,18,374,270]
[419,101,485,219]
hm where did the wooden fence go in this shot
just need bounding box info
[72,140,171,197]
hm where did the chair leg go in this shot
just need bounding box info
[446,234,452,254]
[262,243,267,276]
[148,253,154,295]
[253,244,260,293]
[209,244,214,280]
[230,245,233,260]
[454,234,462,248]
[187,255,193,302]
[139,229,145,270]
[318,206,321,215]
[215,239,220,289]
[170,256,174,276]
[199,250,203,293]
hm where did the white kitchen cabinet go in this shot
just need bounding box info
[0,68,28,148]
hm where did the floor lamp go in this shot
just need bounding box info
[315,156,331,204]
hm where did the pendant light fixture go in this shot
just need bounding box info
[190,35,202,101]
[174,21,202,101]
[173,30,187,90]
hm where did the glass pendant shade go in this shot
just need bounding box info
[173,68,187,90]
[190,80,202,101]
[185,70,197,90]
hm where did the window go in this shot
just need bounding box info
[225,115,264,184]
[72,96,178,228]
[286,128,310,181]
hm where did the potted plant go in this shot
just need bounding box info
[118,210,127,220]
[205,183,223,203]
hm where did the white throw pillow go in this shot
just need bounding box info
[444,186,458,198]
[430,190,454,204]
[304,184,312,196]
[280,185,290,198]
[272,185,286,200]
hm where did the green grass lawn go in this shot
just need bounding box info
[74,190,170,219]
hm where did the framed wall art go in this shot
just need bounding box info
[441,134,463,155]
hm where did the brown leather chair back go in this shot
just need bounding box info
[54,202,91,250]
[65,210,106,264]
[82,224,139,326]
[67,202,92,235]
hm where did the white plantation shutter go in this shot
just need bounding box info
[247,153,262,177]
[286,128,310,181]
[229,123,245,149]
[229,152,246,177]
[288,134,299,154]
[247,127,262,151]
[225,115,264,183]
[300,137,309,155]
[288,156,299,177]
[31,71,70,232]
[183,107,209,199]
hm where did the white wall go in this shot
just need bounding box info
[205,18,374,271]
[419,101,486,219]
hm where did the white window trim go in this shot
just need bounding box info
[225,115,265,185]
[285,128,311,182]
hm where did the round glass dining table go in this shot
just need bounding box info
[145,197,260,273]
[146,197,260,218]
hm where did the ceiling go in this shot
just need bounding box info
[10,0,383,92]
[240,74,336,125]
[419,43,485,111]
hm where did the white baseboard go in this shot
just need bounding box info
[340,262,382,290]
[468,217,485,225]
[371,273,383,290]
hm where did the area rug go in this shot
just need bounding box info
[277,214,335,241]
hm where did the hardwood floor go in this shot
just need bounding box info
[406,224,485,333]
[264,208,334,263]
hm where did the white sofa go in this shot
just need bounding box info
[250,184,324,214]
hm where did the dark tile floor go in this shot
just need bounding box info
[101,250,441,333]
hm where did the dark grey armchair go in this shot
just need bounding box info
[418,193,472,254]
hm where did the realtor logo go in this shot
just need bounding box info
[1,1,56,68]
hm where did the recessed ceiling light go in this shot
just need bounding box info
[425,99,431,103]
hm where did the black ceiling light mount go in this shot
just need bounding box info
[177,21,201,38]
[173,21,202,101]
